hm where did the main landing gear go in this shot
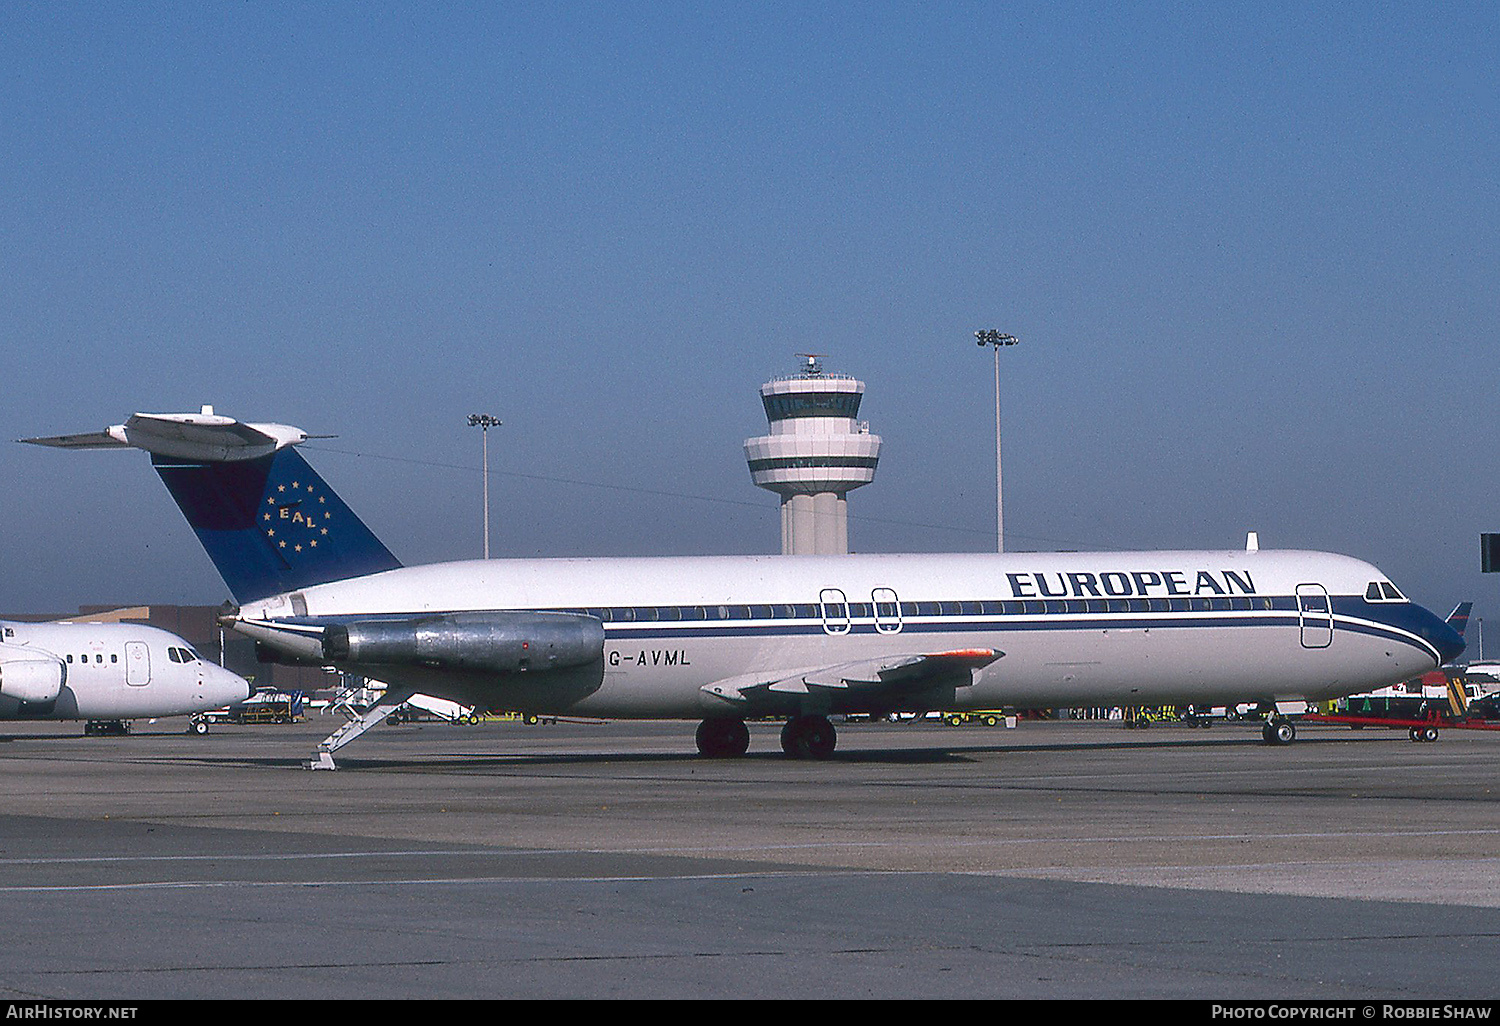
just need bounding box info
[780,715,837,760]
[695,717,750,758]
[693,715,840,760]
[84,720,130,737]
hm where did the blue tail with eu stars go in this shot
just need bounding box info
[153,447,402,603]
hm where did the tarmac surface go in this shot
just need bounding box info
[0,714,1496,1000]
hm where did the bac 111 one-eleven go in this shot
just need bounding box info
[24,408,1464,768]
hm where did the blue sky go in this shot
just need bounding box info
[3,3,1498,638]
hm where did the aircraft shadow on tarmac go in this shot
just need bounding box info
[201,730,1392,772]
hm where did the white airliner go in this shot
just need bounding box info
[23,408,1465,767]
[0,618,252,734]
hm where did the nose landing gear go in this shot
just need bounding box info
[1261,718,1297,745]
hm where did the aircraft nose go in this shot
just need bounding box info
[212,665,253,704]
[1435,622,1466,666]
[1420,607,1466,666]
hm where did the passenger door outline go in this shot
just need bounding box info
[124,642,151,686]
[819,588,851,636]
[1296,583,1333,649]
[872,587,903,634]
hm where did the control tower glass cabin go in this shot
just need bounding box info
[743,355,882,555]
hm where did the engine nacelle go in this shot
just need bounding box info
[322,611,605,675]
[0,645,65,704]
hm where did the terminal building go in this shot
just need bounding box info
[744,355,882,555]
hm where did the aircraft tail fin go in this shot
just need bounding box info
[1445,602,1474,639]
[153,446,402,603]
[25,408,402,603]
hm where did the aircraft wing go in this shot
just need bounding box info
[701,648,1002,710]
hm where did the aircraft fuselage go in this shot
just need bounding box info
[231,549,1460,718]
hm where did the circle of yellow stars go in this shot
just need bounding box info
[262,479,332,554]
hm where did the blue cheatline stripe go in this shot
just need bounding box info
[605,615,1437,659]
[266,596,1441,661]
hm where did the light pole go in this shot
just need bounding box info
[973,330,1019,553]
[467,413,502,559]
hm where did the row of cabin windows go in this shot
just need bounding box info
[64,648,199,664]
[555,595,1294,623]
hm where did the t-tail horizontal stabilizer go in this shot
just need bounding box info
[22,406,308,462]
[23,407,401,603]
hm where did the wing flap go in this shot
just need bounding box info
[703,648,1002,707]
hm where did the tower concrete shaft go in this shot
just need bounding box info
[744,355,882,555]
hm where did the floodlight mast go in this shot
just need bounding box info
[467,413,502,559]
[973,331,1019,553]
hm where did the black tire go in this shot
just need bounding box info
[696,717,749,758]
[781,715,837,760]
[1263,721,1296,744]
[805,719,836,759]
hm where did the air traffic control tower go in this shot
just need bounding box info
[744,355,882,555]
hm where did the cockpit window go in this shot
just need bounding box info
[167,647,198,663]
[1380,582,1405,601]
[1366,581,1406,603]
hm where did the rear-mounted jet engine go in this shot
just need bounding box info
[321,611,605,675]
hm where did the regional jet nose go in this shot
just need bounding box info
[209,665,254,705]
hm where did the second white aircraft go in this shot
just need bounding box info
[1,618,252,733]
